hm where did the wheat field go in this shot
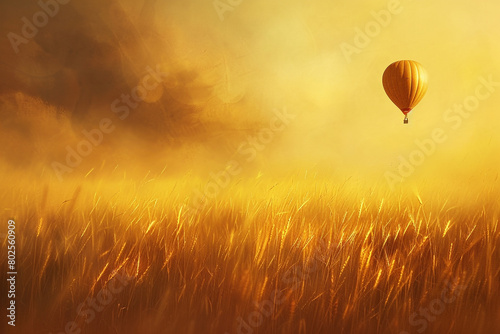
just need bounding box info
[1,171,500,334]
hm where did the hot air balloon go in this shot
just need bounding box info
[382,60,428,124]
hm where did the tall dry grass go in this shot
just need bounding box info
[1,173,499,334]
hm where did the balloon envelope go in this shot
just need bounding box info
[382,60,428,116]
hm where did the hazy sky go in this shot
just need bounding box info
[1,0,499,187]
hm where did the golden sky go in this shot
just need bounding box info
[0,0,499,189]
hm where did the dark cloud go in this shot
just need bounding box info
[0,0,255,175]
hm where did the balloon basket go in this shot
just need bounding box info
[404,115,408,124]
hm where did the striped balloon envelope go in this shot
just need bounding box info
[382,60,428,124]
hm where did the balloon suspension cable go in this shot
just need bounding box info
[404,114,408,124]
